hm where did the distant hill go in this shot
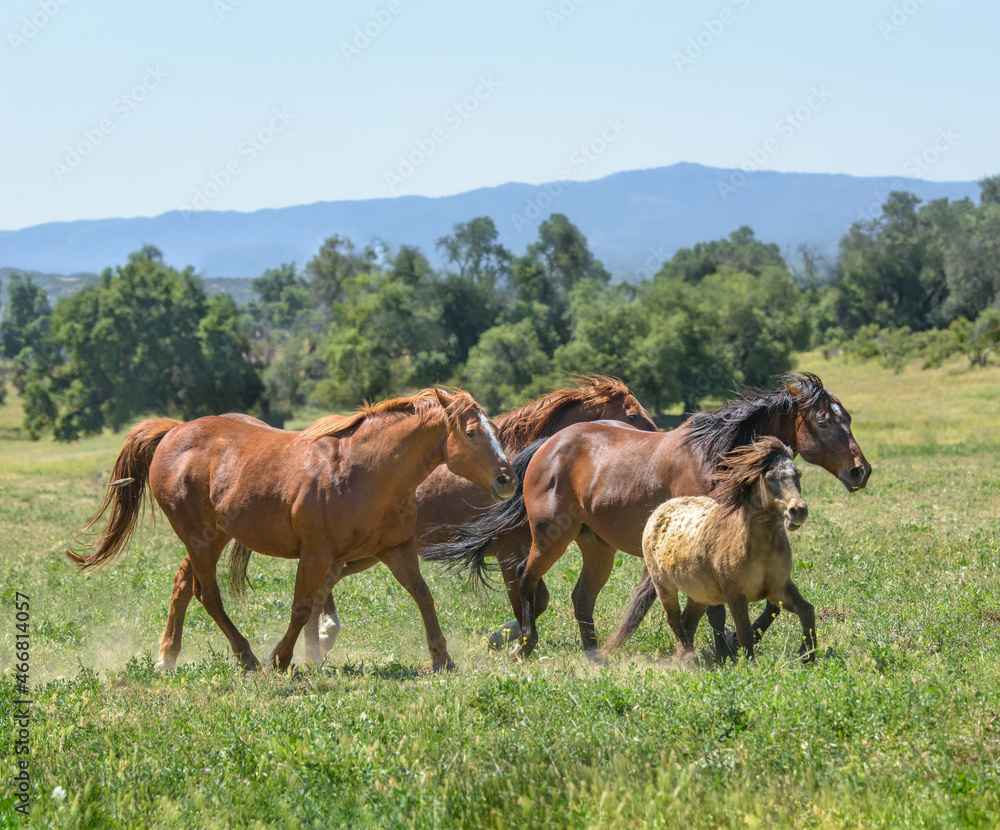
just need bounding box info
[0,163,981,281]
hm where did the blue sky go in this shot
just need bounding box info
[2,0,997,231]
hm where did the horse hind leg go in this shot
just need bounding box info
[647,570,695,664]
[571,532,617,663]
[304,581,343,665]
[183,535,261,671]
[157,555,196,671]
[724,593,756,662]
[318,594,342,652]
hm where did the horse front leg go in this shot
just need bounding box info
[379,538,453,671]
[269,552,342,671]
[773,581,817,662]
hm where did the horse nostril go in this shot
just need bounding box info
[496,474,511,487]
[851,465,866,482]
[789,504,808,525]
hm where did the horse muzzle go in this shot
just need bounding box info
[839,461,871,492]
[491,473,517,501]
[785,502,808,531]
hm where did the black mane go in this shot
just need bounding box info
[682,372,828,470]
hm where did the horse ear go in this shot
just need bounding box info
[784,380,803,396]
[432,387,452,410]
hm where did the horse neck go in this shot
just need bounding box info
[768,409,801,455]
[352,409,452,495]
[497,399,598,454]
[741,488,788,550]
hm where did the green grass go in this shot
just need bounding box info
[2,357,1000,828]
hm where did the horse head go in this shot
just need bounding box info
[784,374,871,492]
[434,388,517,501]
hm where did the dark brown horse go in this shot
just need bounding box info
[642,437,816,665]
[231,376,657,661]
[69,389,515,671]
[424,373,870,661]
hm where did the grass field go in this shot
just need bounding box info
[2,357,999,828]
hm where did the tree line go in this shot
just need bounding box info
[2,178,998,441]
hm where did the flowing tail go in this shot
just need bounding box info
[421,438,547,588]
[602,565,659,656]
[67,418,181,570]
[227,541,254,598]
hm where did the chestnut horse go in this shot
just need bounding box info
[69,389,515,672]
[231,376,657,660]
[424,373,870,661]
[642,437,816,665]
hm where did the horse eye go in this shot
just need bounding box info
[627,412,637,421]
[816,415,831,430]
[466,429,478,439]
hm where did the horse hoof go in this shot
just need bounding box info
[432,660,456,673]
[488,621,521,650]
[318,614,341,651]
[585,649,608,666]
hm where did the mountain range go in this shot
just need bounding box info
[1,163,982,282]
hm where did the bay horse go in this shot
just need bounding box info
[642,437,816,665]
[68,388,515,672]
[423,373,869,661]
[230,376,657,661]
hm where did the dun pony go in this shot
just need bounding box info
[639,436,817,664]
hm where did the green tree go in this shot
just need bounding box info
[968,306,1000,367]
[25,247,261,440]
[1,272,51,358]
[306,235,377,310]
[462,317,554,412]
[435,218,511,367]
[657,225,786,284]
[1,273,53,393]
[828,192,946,332]
[317,260,448,406]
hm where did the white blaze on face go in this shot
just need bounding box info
[832,403,843,418]
[478,412,506,461]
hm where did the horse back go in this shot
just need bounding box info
[524,421,708,556]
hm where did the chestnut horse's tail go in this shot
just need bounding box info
[421,438,546,588]
[601,566,659,656]
[67,417,182,571]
